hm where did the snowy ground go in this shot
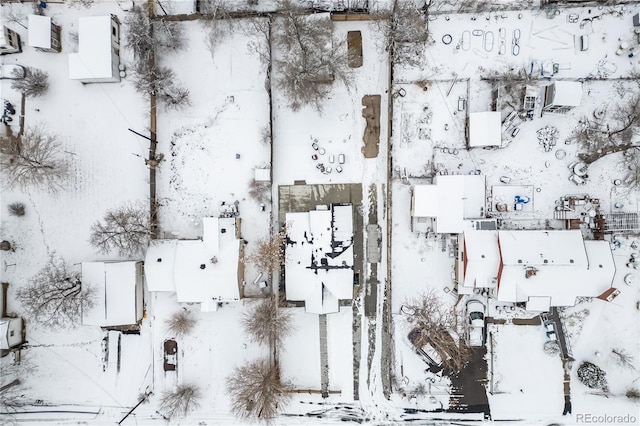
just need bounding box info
[2,1,640,425]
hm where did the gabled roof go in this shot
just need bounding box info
[144,218,242,307]
[462,230,616,310]
[462,230,500,290]
[285,204,354,314]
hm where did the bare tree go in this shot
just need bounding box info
[158,384,201,420]
[130,63,191,110]
[611,348,636,370]
[11,67,49,98]
[165,309,197,337]
[248,177,271,204]
[124,7,185,61]
[153,18,186,52]
[402,290,471,372]
[7,202,26,217]
[0,353,35,415]
[570,95,640,164]
[618,147,640,194]
[0,126,70,192]
[201,1,235,59]
[247,229,287,273]
[226,358,291,423]
[274,0,352,112]
[89,203,151,258]
[243,295,293,349]
[123,7,154,61]
[372,1,430,67]
[3,4,28,29]
[16,255,95,329]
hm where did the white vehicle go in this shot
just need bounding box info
[0,64,25,80]
[466,300,486,347]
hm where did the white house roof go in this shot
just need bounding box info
[28,15,52,49]
[68,16,114,80]
[144,218,241,307]
[469,111,502,147]
[495,231,615,308]
[549,81,582,107]
[82,261,142,327]
[462,230,500,290]
[285,204,354,314]
[412,175,486,234]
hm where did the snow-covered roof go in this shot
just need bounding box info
[469,111,502,147]
[69,16,117,81]
[82,261,143,327]
[548,81,582,107]
[495,230,615,307]
[462,230,500,290]
[285,204,354,314]
[412,175,486,233]
[144,218,242,307]
[28,15,52,49]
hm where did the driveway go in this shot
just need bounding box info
[448,346,491,419]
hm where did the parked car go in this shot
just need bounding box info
[164,339,178,372]
[407,327,454,373]
[0,64,26,80]
[466,300,486,347]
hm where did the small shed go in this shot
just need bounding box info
[82,261,144,327]
[468,112,502,148]
[69,15,121,83]
[543,81,582,113]
[28,15,61,52]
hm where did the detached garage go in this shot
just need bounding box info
[82,261,144,328]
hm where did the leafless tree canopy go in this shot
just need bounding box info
[571,95,640,164]
[274,1,352,111]
[165,309,197,337]
[11,67,49,98]
[0,126,70,192]
[159,384,202,420]
[372,1,430,67]
[247,229,287,272]
[242,295,293,349]
[16,255,95,329]
[1,353,35,414]
[226,358,291,422]
[402,290,471,372]
[130,63,191,110]
[89,203,151,258]
[124,8,185,61]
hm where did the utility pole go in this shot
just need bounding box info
[117,391,152,425]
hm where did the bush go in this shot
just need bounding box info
[543,340,561,356]
[577,361,608,392]
[165,310,196,337]
[626,387,640,401]
[7,202,25,217]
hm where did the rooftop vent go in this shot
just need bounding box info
[157,258,162,262]
[200,264,206,270]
